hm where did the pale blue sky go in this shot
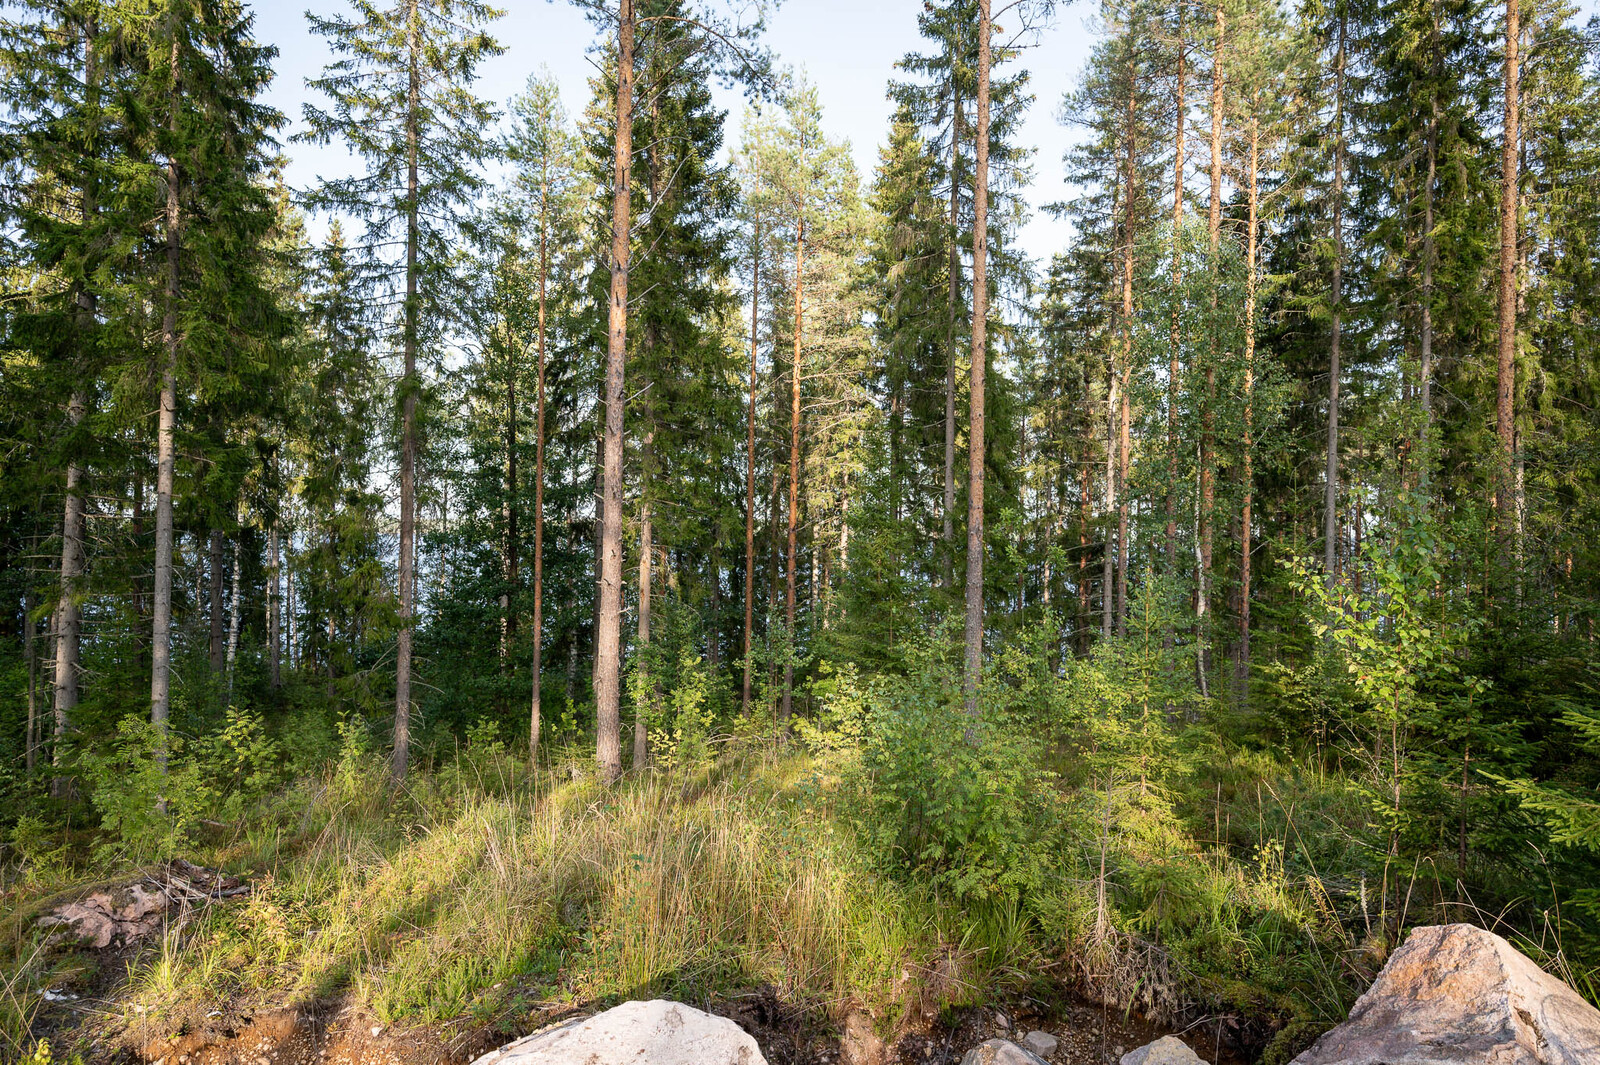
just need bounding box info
[251,0,1097,265]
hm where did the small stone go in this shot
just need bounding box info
[1119,1035,1206,1065]
[960,1038,1048,1065]
[370,1026,383,1038]
[994,1011,1012,1030]
[1022,1031,1058,1058]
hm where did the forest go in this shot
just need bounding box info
[3,0,1600,1061]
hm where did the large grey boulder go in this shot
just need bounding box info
[1120,1035,1207,1065]
[470,1000,766,1065]
[960,1038,1050,1065]
[1291,923,1600,1064]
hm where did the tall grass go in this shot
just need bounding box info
[130,743,934,1028]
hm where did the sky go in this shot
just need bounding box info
[251,0,1101,267]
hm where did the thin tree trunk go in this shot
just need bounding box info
[943,78,963,587]
[1199,1,1224,668]
[25,590,38,772]
[152,38,181,764]
[595,0,634,782]
[55,390,86,796]
[743,213,761,716]
[268,519,281,689]
[531,165,549,760]
[226,536,241,695]
[1495,0,1520,525]
[635,415,653,769]
[1117,55,1138,637]
[1167,5,1187,580]
[393,0,423,784]
[1420,94,1437,429]
[209,528,225,674]
[783,219,805,725]
[500,286,518,675]
[1238,103,1260,707]
[963,0,992,708]
[1103,373,1118,641]
[1325,8,1346,584]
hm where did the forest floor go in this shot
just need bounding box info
[4,740,1293,1065]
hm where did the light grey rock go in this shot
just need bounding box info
[1119,1035,1206,1065]
[1021,1030,1058,1057]
[960,1038,1049,1065]
[1290,923,1600,1065]
[470,999,766,1065]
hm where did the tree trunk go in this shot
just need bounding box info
[783,219,804,725]
[595,0,634,782]
[635,415,653,769]
[1325,8,1346,584]
[943,77,963,588]
[500,282,518,675]
[1421,93,1437,429]
[1199,1,1224,669]
[743,213,761,716]
[55,390,86,796]
[1495,0,1519,525]
[226,536,241,696]
[151,48,181,764]
[25,590,38,772]
[1166,6,1186,580]
[209,528,225,674]
[963,0,992,708]
[1116,46,1138,637]
[393,0,423,784]
[531,164,549,760]
[1238,103,1260,707]
[268,519,281,689]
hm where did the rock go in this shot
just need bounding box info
[1291,922,1600,1065]
[1119,1036,1206,1065]
[1021,1030,1057,1057]
[959,1038,1049,1065]
[470,1000,767,1065]
[840,1009,884,1065]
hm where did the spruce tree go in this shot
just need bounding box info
[299,0,502,782]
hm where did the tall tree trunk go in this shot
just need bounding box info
[963,0,992,707]
[531,166,549,759]
[743,213,761,716]
[209,528,225,673]
[1167,4,1187,579]
[1325,8,1346,584]
[500,295,518,675]
[595,0,634,782]
[1495,0,1520,524]
[393,0,423,784]
[1238,102,1260,707]
[943,78,963,588]
[226,536,241,695]
[1116,47,1138,637]
[55,390,86,796]
[1078,455,1092,655]
[783,219,805,725]
[25,590,38,772]
[1199,1,1224,673]
[635,414,653,769]
[268,519,281,689]
[1420,94,1437,429]
[151,36,181,764]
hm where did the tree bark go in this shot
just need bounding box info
[393,0,422,784]
[1325,8,1346,584]
[268,519,281,689]
[1238,102,1259,707]
[531,163,549,760]
[1495,0,1519,524]
[500,270,519,675]
[1116,38,1138,638]
[743,212,761,716]
[55,390,86,796]
[1166,5,1186,579]
[635,414,653,769]
[963,0,992,708]
[209,528,226,674]
[595,0,634,782]
[152,32,180,763]
[943,78,963,588]
[1199,1,1224,671]
[783,218,804,725]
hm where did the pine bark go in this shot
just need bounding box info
[743,213,761,715]
[783,219,805,725]
[943,80,963,587]
[963,0,992,707]
[151,31,181,761]
[268,519,281,689]
[1238,103,1260,705]
[530,165,549,759]
[595,0,634,782]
